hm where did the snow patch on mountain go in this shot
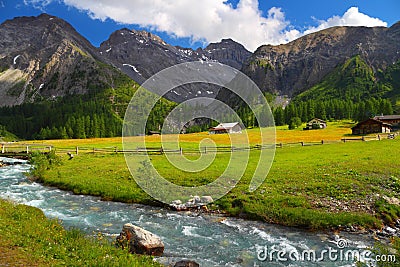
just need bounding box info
[13,55,21,64]
[123,63,141,75]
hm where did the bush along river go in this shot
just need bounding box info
[0,157,382,266]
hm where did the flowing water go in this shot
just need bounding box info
[0,157,376,266]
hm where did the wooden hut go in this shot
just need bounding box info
[208,122,242,134]
[304,118,327,130]
[373,115,400,129]
[352,118,392,135]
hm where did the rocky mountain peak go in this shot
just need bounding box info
[202,38,251,69]
[101,28,167,47]
[131,29,165,44]
[206,38,237,48]
[387,21,400,38]
[99,28,251,102]
[0,13,118,106]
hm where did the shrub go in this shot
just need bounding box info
[288,117,302,130]
[29,151,61,179]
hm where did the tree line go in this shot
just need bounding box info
[272,98,393,127]
[0,93,394,139]
[0,93,175,140]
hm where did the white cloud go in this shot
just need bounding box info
[24,0,388,51]
[23,0,52,10]
[303,7,387,36]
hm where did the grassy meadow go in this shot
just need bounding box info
[28,121,400,230]
[24,120,355,149]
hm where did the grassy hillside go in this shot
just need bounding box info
[295,55,390,102]
[294,56,400,114]
[284,56,399,124]
[378,60,400,113]
[0,124,19,142]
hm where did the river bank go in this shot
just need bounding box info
[2,158,396,266]
[0,199,162,267]
[0,159,160,267]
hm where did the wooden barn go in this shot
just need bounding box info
[208,122,242,134]
[304,118,327,130]
[373,115,400,129]
[352,118,392,135]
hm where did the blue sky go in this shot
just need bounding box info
[0,0,399,51]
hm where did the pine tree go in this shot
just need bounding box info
[59,127,68,139]
[273,107,285,126]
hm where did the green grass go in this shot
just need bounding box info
[36,137,400,230]
[0,199,161,266]
[0,126,19,142]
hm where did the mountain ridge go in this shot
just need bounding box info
[0,13,252,105]
[98,27,251,102]
[241,23,400,98]
[1,13,400,107]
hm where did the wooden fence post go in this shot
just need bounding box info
[76,146,79,155]
[114,146,118,153]
[1,144,4,154]
[362,136,365,141]
[204,147,207,154]
[180,147,183,155]
[301,142,304,146]
[26,146,29,154]
[321,140,324,145]
[280,143,283,148]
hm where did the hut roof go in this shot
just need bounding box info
[352,118,392,129]
[209,122,241,131]
[373,115,400,120]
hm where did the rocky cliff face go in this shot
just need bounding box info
[242,23,400,97]
[0,14,125,107]
[200,38,252,70]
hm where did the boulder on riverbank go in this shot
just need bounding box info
[170,195,214,211]
[116,223,164,256]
